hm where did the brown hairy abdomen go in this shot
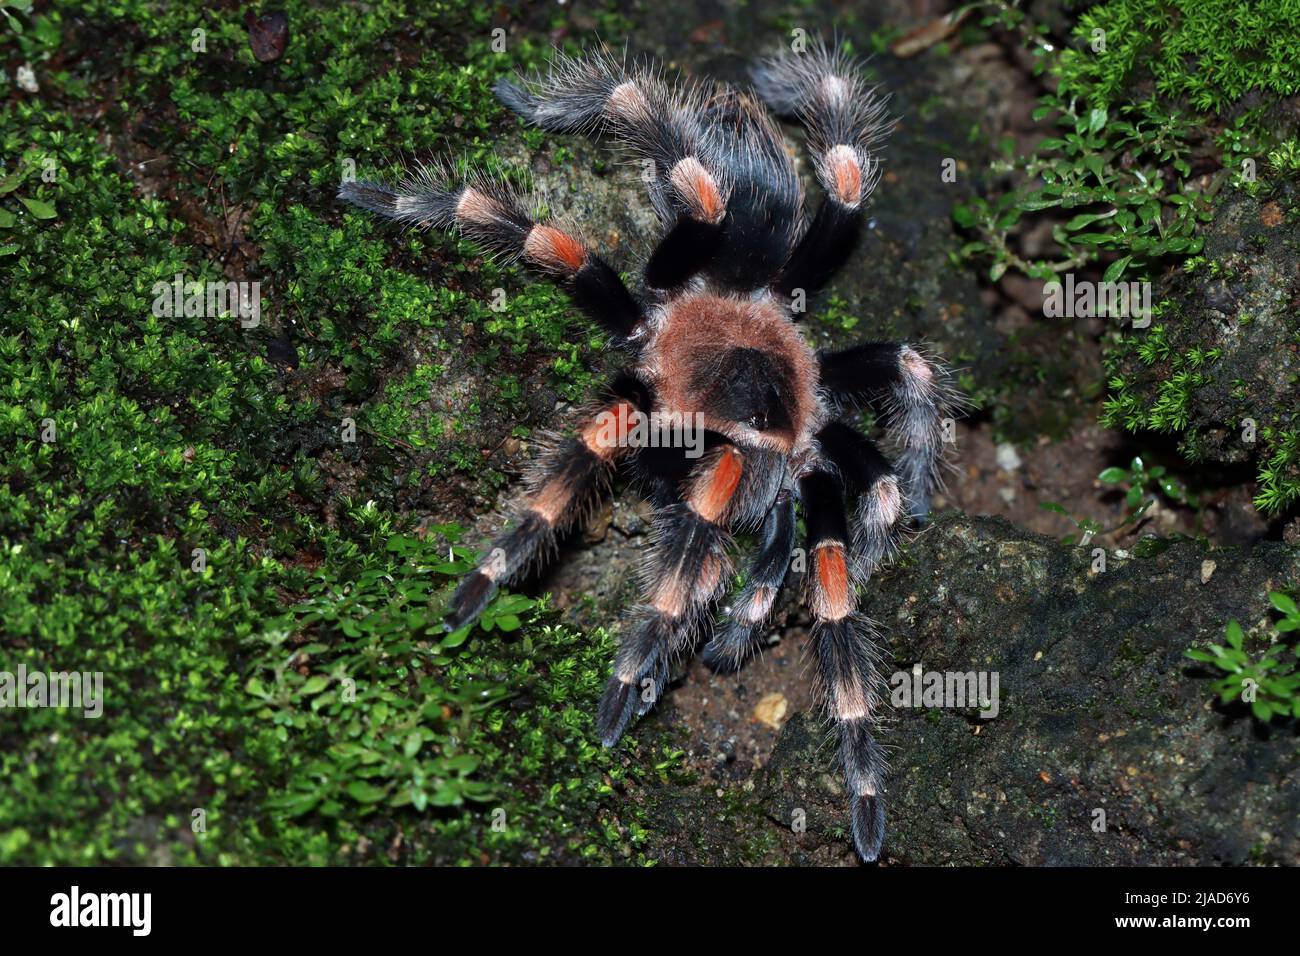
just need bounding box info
[644,293,819,443]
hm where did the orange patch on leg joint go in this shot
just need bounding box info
[824,145,863,207]
[813,544,854,621]
[523,224,587,274]
[669,157,725,224]
[834,678,873,722]
[580,401,637,460]
[689,446,743,522]
[742,584,777,624]
[695,553,724,601]
[900,346,935,384]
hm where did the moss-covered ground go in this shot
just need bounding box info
[0,0,678,865]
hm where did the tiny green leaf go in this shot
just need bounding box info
[1102,255,1132,283]
[345,781,388,804]
[1267,591,1298,617]
[18,196,56,219]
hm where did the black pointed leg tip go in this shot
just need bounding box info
[850,793,886,864]
[441,611,471,635]
[698,640,726,670]
[443,571,495,634]
[634,689,652,718]
[336,180,395,215]
[634,676,664,717]
[634,660,667,717]
[699,640,742,674]
[596,676,639,748]
[493,78,536,117]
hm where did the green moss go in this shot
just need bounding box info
[1056,0,1300,113]
[365,363,448,451]
[0,0,662,865]
[1186,591,1300,722]
[1254,427,1300,513]
[814,294,861,332]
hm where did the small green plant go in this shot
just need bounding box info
[0,155,57,255]
[1038,501,1106,546]
[1040,457,1193,544]
[1266,138,1300,173]
[0,0,32,35]
[1186,592,1300,722]
[815,294,860,332]
[246,528,535,820]
[952,94,1211,284]
[1098,455,1194,509]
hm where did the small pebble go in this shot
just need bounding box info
[752,692,788,729]
[16,64,38,93]
[247,11,289,63]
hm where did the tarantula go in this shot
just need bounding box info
[338,40,961,863]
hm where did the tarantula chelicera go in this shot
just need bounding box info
[338,40,961,863]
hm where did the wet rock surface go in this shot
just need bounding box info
[639,515,1299,865]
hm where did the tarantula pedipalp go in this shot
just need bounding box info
[338,40,962,863]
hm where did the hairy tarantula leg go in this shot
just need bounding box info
[337,166,643,341]
[701,486,796,672]
[495,50,730,235]
[772,196,861,304]
[596,444,745,745]
[819,343,962,522]
[643,214,727,290]
[445,375,652,632]
[751,38,892,302]
[799,468,888,863]
[816,421,905,581]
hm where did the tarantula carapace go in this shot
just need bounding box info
[338,40,961,863]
